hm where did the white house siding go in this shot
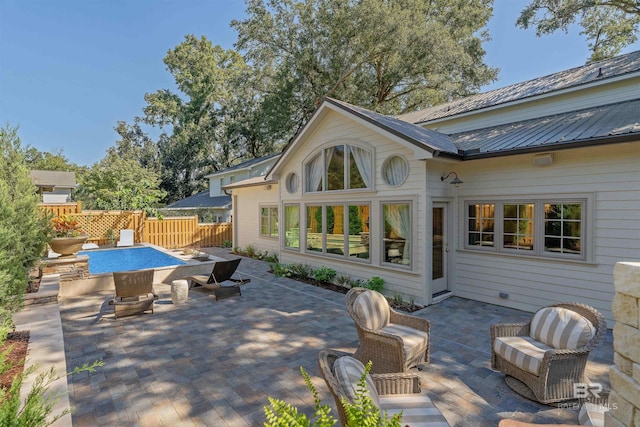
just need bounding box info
[277,110,433,305]
[232,183,280,256]
[210,170,250,197]
[437,142,640,324]
[42,189,72,203]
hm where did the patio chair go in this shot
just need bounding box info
[116,229,134,247]
[345,287,430,373]
[184,258,250,300]
[318,349,449,427]
[491,302,606,405]
[111,269,157,318]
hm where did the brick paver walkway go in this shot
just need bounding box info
[61,248,613,426]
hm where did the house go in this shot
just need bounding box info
[225,51,640,324]
[163,153,280,222]
[30,170,77,203]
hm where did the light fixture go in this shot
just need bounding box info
[441,172,463,187]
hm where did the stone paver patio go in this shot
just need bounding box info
[60,248,613,426]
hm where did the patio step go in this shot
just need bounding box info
[24,274,60,306]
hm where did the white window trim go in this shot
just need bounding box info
[381,200,414,270]
[462,193,593,262]
[259,205,278,239]
[283,203,301,251]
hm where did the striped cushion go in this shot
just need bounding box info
[379,394,449,427]
[380,323,429,362]
[494,336,553,375]
[334,356,380,407]
[578,402,606,426]
[353,290,390,330]
[530,307,595,349]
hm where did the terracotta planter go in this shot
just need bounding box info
[49,236,89,257]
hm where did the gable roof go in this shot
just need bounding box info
[223,175,277,190]
[164,192,231,209]
[399,50,640,125]
[30,170,76,188]
[204,153,281,178]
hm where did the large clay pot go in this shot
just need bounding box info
[49,236,89,257]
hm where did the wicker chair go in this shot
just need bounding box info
[318,349,449,427]
[111,269,157,318]
[490,302,606,405]
[345,287,430,373]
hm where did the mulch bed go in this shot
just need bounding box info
[0,331,29,392]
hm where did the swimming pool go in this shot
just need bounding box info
[79,246,186,274]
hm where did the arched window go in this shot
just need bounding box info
[304,144,372,192]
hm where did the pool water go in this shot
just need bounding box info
[79,246,186,274]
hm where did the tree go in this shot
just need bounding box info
[232,0,498,141]
[24,147,76,172]
[0,126,50,331]
[517,0,640,62]
[110,120,160,173]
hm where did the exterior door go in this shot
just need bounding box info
[431,203,448,295]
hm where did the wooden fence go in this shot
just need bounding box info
[39,204,232,248]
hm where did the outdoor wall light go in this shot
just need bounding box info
[440,172,463,187]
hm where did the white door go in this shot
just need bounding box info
[431,203,449,295]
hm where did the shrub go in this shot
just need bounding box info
[363,276,384,293]
[264,252,278,264]
[222,239,232,248]
[290,263,313,280]
[334,274,352,288]
[245,245,257,258]
[313,266,336,283]
[270,262,293,278]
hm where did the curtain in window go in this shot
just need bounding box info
[384,204,411,263]
[350,146,371,188]
[383,156,408,186]
[305,153,323,192]
[285,205,299,248]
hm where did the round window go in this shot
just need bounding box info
[382,155,409,187]
[286,172,299,193]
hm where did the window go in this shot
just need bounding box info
[383,202,411,267]
[286,173,299,194]
[465,199,586,259]
[304,144,372,192]
[382,155,409,187]
[304,203,370,260]
[260,206,278,238]
[284,205,300,249]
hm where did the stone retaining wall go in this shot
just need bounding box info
[607,262,640,427]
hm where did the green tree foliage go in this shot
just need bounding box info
[110,120,161,173]
[0,126,51,332]
[517,0,640,62]
[232,0,498,141]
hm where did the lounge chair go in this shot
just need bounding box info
[346,287,430,373]
[116,229,134,247]
[491,302,606,404]
[318,349,449,427]
[184,258,250,300]
[111,269,156,318]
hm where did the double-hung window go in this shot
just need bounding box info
[465,199,586,260]
[304,144,372,192]
[284,205,300,249]
[382,202,412,267]
[260,206,278,238]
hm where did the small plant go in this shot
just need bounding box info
[334,274,352,288]
[222,239,233,248]
[313,266,336,283]
[363,276,384,293]
[392,294,404,306]
[264,252,279,264]
[290,263,313,280]
[270,262,293,278]
[50,215,83,237]
[245,245,257,258]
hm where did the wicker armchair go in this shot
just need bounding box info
[491,302,606,404]
[318,349,449,427]
[111,269,157,318]
[346,287,430,373]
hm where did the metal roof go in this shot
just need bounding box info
[326,98,458,154]
[30,170,77,188]
[399,50,640,124]
[450,99,640,157]
[222,175,276,189]
[204,153,281,178]
[164,192,231,209]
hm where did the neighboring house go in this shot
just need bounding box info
[226,50,640,324]
[30,170,77,203]
[163,153,280,223]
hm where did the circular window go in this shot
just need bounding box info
[382,155,409,187]
[286,172,299,193]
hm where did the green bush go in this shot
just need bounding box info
[313,266,336,283]
[264,252,279,264]
[270,262,293,278]
[222,239,232,248]
[363,276,384,293]
[290,263,313,280]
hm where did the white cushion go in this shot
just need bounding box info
[378,394,449,427]
[530,307,595,349]
[494,336,553,375]
[333,356,380,407]
[353,290,390,330]
[380,323,429,362]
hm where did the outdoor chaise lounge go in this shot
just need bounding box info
[491,302,606,405]
[116,229,134,247]
[184,258,250,300]
[111,269,157,318]
[318,349,449,427]
[346,287,430,373]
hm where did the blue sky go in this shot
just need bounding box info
[1,0,638,166]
